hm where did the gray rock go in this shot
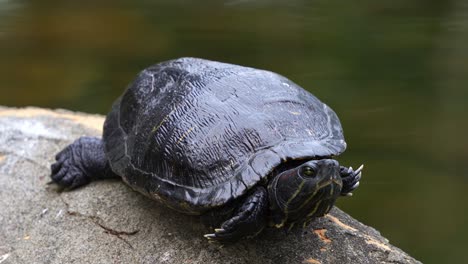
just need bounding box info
[0,106,421,264]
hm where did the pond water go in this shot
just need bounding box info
[1,1,467,263]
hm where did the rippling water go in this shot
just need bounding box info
[1,1,467,263]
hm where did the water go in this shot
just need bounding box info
[1,1,467,262]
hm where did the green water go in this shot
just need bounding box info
[1,1,467,262]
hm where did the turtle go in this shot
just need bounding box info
[50,57,363,243]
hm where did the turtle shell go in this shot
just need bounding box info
[103,57,346,214]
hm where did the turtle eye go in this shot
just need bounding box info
[301,166,315,177]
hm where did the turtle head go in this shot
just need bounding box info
[267,159,342,228]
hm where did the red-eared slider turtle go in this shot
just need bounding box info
[50,57,363,242]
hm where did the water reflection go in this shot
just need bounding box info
[0,1,467,263]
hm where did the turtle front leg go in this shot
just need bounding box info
[204,186,268,243]
[340,164,364,196]
[50,136,118,189]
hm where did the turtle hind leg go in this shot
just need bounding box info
[204,186,268,243]
[51,136,118,189]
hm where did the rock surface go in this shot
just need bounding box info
[0,106,421,264]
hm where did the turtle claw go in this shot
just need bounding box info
[204,233,216,239]
[353,171,362,183]
[203,228,227,242]
[351,181,360,190]
[354,164,364,175]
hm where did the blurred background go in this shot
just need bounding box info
[1,0,467,262]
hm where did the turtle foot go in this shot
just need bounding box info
[204,186,267,243]
[51,137,109,189]
[340,164,363,196]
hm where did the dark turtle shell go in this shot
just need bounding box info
[103,58,346,214]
